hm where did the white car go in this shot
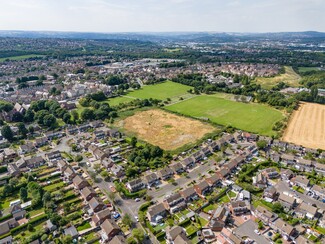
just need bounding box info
[135,198,140,202]
[135,216,139,222]
[254,229,261,235]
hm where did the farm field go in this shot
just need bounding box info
[282,102,325,150]
[298,67,323,73]
[254,66,301,89]
[120,109,216,150]
[166,94,284,136]
[106,81,191,106]
[0,54,45,62]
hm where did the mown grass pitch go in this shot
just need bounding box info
[106,81,191,106]
[166,94,284,136]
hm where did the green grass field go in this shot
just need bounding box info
[0,54,45,62]
[254,66,301,89]
[166,94,284,136]
[298,67,322,72]
[106,81,191,106]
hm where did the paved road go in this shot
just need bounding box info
[149,161,214,201]
[234,219,270,244]
[274,181,325,210]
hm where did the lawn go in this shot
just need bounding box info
[43,181,65,192]
[77,222,92,231]
[228,191,237,198]
[292,186,305,194]
[202,203,218,213]
[0,54,45,62]
[166,94,284,136]
[107,81,191,106]
[217,195,230,204]
[198,217,208,227]
[254,66,301,89]
[298,67,322,72]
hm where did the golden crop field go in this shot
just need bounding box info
[283,102,325,150]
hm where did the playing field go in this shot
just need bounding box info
[106,81,191,106]
[166,94,284,136]
[0,54,45,62]
[120,109,215,150]
[254,66,301,89]
[283,102,325,150]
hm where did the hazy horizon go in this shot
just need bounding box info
[0,0,324,33]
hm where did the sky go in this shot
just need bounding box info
[0,0,324,33]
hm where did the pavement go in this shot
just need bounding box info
[233,219,270,244]
[149,161,214,201]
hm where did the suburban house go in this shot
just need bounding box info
[125,178,146,193]
[18,143,34,155]
[10,205,26,220]
[170,162,184,174]
[147,203,167,223]
[254,205,277,225]
[281,154,295,166]
[209,206,230,231]
[296,202,318,219]
[194,181,211,197]
[72,175,89,190]
[63,166,76,181]
[111,165,125,178]
[230,200,250,216]
[262,168,279,179]
[291,175,310,189]
[163,193,186,214]
[64,225,78,239]
[263,186,277,200]
[46,151,61,162]
[181,157,195,169]
[143,173,158,187]
[205,174,222,187]
[0,219,18,236]
[100,219,121,241]
[110,235,126,244]
[253,173,268,189]
[33,137,48,148]
[277,193,296,210]
[166,226,187,244]
[80,186,97,201]
[296,159,314,172]
[158,168,174,181]
[270,218,297,240]
[315,163,325,175]
[310,184,325,199]
[280,169,294,181]
[180,187,198,202]
[92,208,111,226]
[89,197,106,213]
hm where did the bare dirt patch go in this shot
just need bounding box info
[121,109,215,150]
[283,102,325,150]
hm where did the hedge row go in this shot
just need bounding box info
[0,214,13,222]
[55,193,76,204]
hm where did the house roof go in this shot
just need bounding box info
[101,219,120,235]
[127,178,144,187]
[147,203,166,217]
[166,226,185,240]
[165,193,183,204]
[81,186,96,198]
[195,180,209,191]
[255,205,274,219]
[180,187,197,198]
[297,202,318,216]
[293,175,310,186]
[110,235,126,244]
[278,193,296,205]
[144,173,158,182]
[73,175,87,186]
[64,225,78,237]
[273,218,294,235]
[89,197,104,210]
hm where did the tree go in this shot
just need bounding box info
[71,110,79,122]
[43,114,56,128]
[132,228,145,243]
[311,85,318,100]
[80,108,94,121]
[27,224,34,232]
[258,221,264,230]
[108,191,116,203]
[130,137,137,148]
[1,125,13,141]
[122,213,133,228]
[272,202,284,214]
[256,140,267,150]
[61,235,72,244]
[17,122,28,138]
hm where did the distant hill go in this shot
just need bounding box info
[0,30,325,42]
